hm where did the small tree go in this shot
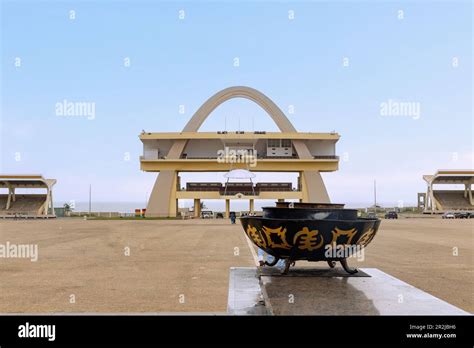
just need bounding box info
[63,203,72,216]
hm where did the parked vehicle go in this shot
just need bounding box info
[215,212,224,219]
[442,212,455,219]
[201,211,214,219]
[454,211,469,219]
[367,212,377,219]
[384,211,398,219]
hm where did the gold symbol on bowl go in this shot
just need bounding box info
[246,225,267,248]
[330,227,358,245]
[262,226,291,249]
[293,227,324,251]
[356,228,376,246]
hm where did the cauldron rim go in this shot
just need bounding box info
[239,216,380,223]
[262,206,358,212]
[273,202,346,208]
[264,205,346,209]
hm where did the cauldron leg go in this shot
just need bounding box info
[327,260,336,268]
[282,259,292,274]
[340,258,358,274]
[264,257,281,267]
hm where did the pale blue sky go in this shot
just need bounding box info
[1,0,472,209]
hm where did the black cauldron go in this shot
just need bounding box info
[239,202,381,274]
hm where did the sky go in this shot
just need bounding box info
[1,0,472,210]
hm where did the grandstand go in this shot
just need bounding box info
[0,175,56,218]
[185,182,293,195]
[186,183,222,192]
[419,170,473,213]
[256,182,293,192]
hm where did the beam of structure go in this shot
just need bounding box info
[143,86,334,217]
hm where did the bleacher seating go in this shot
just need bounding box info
[433,190,473,211]
[186,183,222,191]
[184,182,294,195]
[256,182,292,192]
[221,183,254,195]
[0,194,48,217]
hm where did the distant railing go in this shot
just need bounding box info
[141,155,166,160]
[183,184,297,194]
[221,191,256,196]
[313,155,339,160]
[253,154,296,159]
[141,154,339,160]
[69,211,125,218]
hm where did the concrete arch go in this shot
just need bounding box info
[146,86,330,217]
[167,86,311,160]
[183,86,296,133]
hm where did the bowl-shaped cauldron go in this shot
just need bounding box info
[239,203,381,274]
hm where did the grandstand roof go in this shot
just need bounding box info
[0,175,56,188]
[423,170,474,185]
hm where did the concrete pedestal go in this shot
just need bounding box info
[227,267,267,315]
[227,267,469,315]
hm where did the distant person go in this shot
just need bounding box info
[229,211,236,224]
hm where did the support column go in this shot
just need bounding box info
[175,174,181,218]
[50,189,54,215]
[177,175,181,191]
[194,199,201,218]
[44,188,51,215]
[168,173,178,218]
[301,171,330,203]
[225,199,230,218]
[468,184,473,205]
[146,170,177,217]
[12,188,16,202]
[417,193,426,211]
[6,187,12,210]
[249,199,254,214]
[425,186,431,213]
[429,183,436,213]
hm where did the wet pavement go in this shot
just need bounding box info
[227,267,267,315]
[228,267,469,315]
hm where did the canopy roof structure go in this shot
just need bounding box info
[0,175,56,189]
[423,170,474,185]
[0,175,56,217]
[421,170,473,213]
[223,169,256,179]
